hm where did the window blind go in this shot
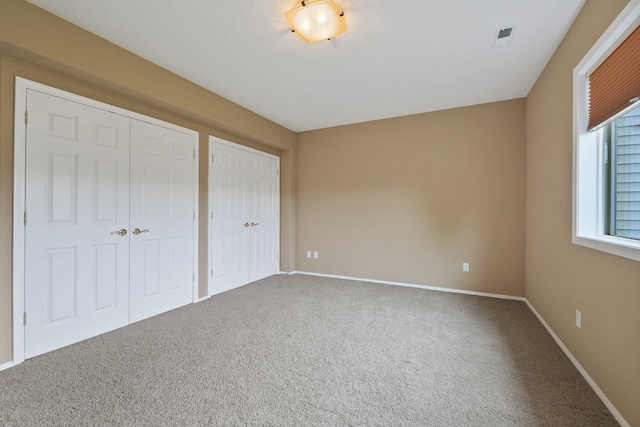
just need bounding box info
[588,25,640,131]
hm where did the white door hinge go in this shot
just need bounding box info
[193,150,196,159]
[212,154,214,163]
[210,268,213,277]
[193,273,195,283]
[23,312,27,326]
[25,111,28,125]
[24,211,27,225]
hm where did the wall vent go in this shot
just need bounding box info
[498,28,513,39]
[493,26,515,48]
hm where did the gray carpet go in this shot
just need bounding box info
[0,274,618,426]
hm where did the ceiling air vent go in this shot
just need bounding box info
[498,28,512,39]
[493,26,515,49]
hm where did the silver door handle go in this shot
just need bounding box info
[251,222,260,227]
[132,228,149,235]
[110,229,127,236]
[243,223,250,227]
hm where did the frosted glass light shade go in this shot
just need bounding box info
[284,0,347,43]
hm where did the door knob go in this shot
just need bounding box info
[132,228,149,235]
[251,222,260,227]
[243,223,250,227]
[110,229,127,236]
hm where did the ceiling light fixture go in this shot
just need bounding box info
[284,0,347,43]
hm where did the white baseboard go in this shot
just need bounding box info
[292,271,525,301]
[0,361,15,371]
[524,299,629,427]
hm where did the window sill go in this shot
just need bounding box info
[573,234,640,262]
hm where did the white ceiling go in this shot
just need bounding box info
[26,0,586,132]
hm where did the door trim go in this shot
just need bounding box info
[208,136,280,297]
[12,77,200,366]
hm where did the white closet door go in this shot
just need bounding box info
[210,141,252,294]
[210,139,279,295]
[24,90,130,358]
[248,151,279,282]
[129,120,195,322]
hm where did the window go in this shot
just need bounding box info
[603,107,640,240]
[573,0,640,261]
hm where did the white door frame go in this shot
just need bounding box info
[12,77,199,366]
[208,136,280,297]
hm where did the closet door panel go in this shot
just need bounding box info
[249,152,279,283]
[210,142,251,294]
[129,120,195,322]
[24,90,130,358]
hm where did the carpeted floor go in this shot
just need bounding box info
[0,274,618,426]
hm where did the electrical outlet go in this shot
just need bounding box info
[306,251,311,259]
[313,251,318,259]
[576,310,582,329]
[462,262,470,272]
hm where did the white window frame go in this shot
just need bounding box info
[572,0,640,262]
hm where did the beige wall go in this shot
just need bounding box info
[525,0,640,425]
[296,99,526,296]
[0,0,297,365]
